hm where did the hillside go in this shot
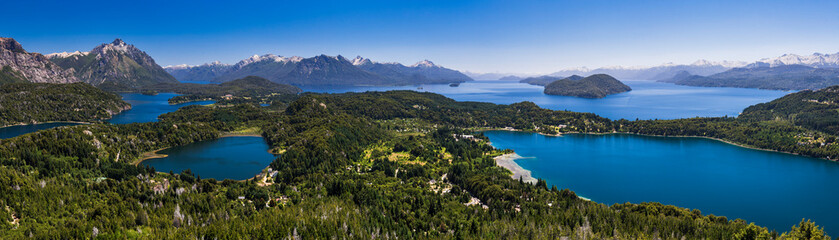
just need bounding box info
[544,74,631,98]
[739,86,839,135]
[0,38,78,84]
[662,65,839,90]
[48,39,177,90]
[0,82,129,126]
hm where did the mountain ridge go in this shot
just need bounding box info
[164,54,472,86]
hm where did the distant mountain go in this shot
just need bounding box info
[544,74,631,98]
[550,60,746,80]
[746,52,839,69]
[661,65,839,90]
[498,75,523,81]
[520,75,583,86]
[352,57,472,85]
[0,37,78,84]
[165,61,233,82]
[48,39,177,90]
[164,55,472,86]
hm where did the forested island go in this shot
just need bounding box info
[543,74,631,98]
[141,76,302,105]
[0,87,833,238]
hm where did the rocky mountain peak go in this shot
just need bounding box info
[412,60,436,68]
[0,37,78,83]
[0,38,25,53]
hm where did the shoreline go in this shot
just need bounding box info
[493,153,537,184]
[0,121,93,129]
[132,147,169,166]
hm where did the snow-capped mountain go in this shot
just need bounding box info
[548,60,747,80]
[747,52,839,68]
[47,39,176,89]
[164,54,472,86]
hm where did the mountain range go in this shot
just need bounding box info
[656,52,839,90]
[484,52,839,82]
[165,55,472,86]
[546,60,748,81]
[662,65,839,90]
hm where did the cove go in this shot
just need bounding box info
[140,136,276,180]
[108,93,214,124]
[301,80,789,120]
[0,122,82,139]
[484,130,839,234]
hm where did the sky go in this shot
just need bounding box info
[4,0,839,74]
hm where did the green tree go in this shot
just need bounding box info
[781,219,830,240]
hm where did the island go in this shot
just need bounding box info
[543,74,631,98]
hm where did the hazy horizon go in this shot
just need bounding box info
[5,0,839,74]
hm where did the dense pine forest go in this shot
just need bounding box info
[0,88,833,239]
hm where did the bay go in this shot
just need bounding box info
[484,130,839,234]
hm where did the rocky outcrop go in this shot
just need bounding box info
[0,37,78,84]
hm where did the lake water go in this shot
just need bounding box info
[0,122,82,139]
[484,130,839,234]
[108,93,215,124]
[303,80,790,120]
[140,136,276,180]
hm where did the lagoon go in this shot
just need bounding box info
[484,130,839,234]
[303,80,790,120]
[140,136,276,180]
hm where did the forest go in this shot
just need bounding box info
[0,82,130,127]
[0,89,832,239]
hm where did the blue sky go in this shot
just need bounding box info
[4,0,839,74]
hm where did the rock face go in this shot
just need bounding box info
[0,37,78,84]
[48,39,177,90]
[544,74,631,98]
[164,54,472,86]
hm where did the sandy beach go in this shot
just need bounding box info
[494,153,537,184]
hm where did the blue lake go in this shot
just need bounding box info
[484,130,839,234]
[303,80,790,120]
[108,93,214,124]
[0,122,82,139]
[140,136,276,180]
